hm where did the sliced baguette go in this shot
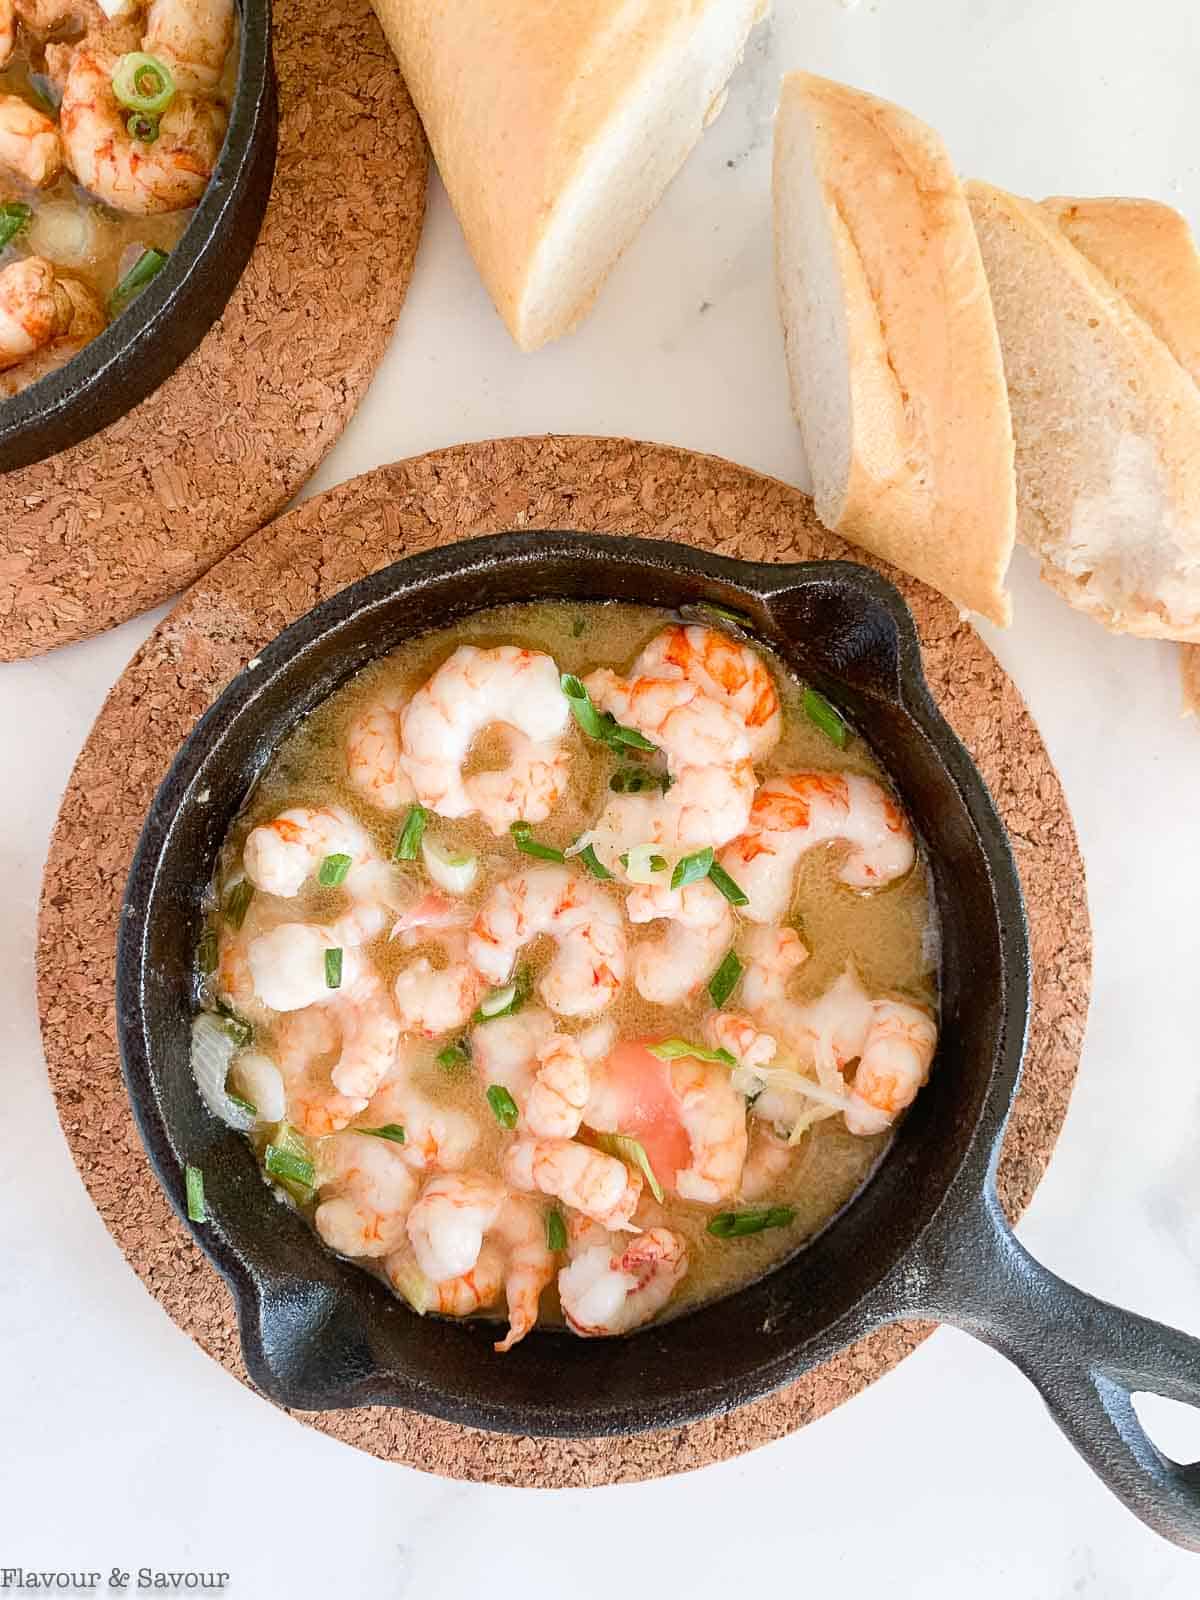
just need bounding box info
[372,0,767,351]
[968,181,1200,642]
[1183,647,1200,717]
[772,73,1016,627]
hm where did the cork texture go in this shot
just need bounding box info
[38,437,1091,1485]
[0,0,428,663]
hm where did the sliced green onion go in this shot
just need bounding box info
[0,202,32,252]
[112,51,176,114]
[803,687,849,749]
[125,110,160,144]
[671,846,714,891]
[357,1124,406,1145]
[689,600,756,634]
[223,878,254,930]
[707,1207,796,1239]
[214,1002,254,1048]
[108,246,168,317]
[708,949,743,1009]
[393,805,429,861]
[185,1164,206,1223]
[708,861,750,907]
[473,967,531,1023]
[436,1040,471,1071]
[265,1142,316,1189]
[324,947,343,989]
[546,1209,568,1251]
[622,844,669,884]
[560,674,658,754]
[609,766,669,795]
[595,1132,664,1204]
[317,852,353,887]
[605,722,656,752]
[576,843,613,880]
[197,926,218,975]
[422,835,478,894]
[511,821,565,862]
[486,1084,519,1130]
[227,1091,257,1117]
[646,1038,736,1067]
[390,1257,434,1315]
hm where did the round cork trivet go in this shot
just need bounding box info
[0,0,428,663]
[38,437,1090,1486]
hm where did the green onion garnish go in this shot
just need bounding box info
[185,1164,206,1223]
[0,202,32,252]
[436,1040,470,1071]
[325,947,343,989]
[197,926,218,975]
[486,1084,519,1130]
[707,1207,796,1239]
[222,878,254,930]
[473,967,531,1023]
[318,852,353,887]
[594,1132,664,1204]
[265,1143,316,1189]
[215,1003,253,1048]
[510,822,565,862]
[125,109,160,143]
[646,1038,736,1067]
[357,1124,407,1145]
[108,246,168,317]
[708,949,743,1009]
[227,1091,257,1117]
[576,843,613,880]
[112,51,176,114]
[671,847,715,891]
[393,805,429,861]
[803,687,849,749]
[609,767,670,795]
[560,674,658,754]
[619,848,668,876]
[546,1209,568,1251]
[708,861,750,907]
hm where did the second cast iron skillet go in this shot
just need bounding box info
[116,533,1200,1548]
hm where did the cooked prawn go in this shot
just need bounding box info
[400,645,570,835]
[385,1243,504,1318]
[845,999,937,1136]
[0,256,75,371]
[270,1006,369,1136]
[632,625,782,759]
[626,878,734,1005]
[705,1010,777,1072]
[468,864,627,1018]
[526,1033,590,1139]
[345,688,414,813]
[53,43,226,215]
[405,1170,506,1283]
[502,1136,643,1229]
[490,1193,556,1352]
[471,1006,555,1102]
[558,1227,688,1337]
[720,773,916,923]
[583,667,751,767]
[0,94,63,186]
[391,909,486,1038]
[0,0,12,67]
[359,1049,480,1171]
[0,270,103,394]
[143,0,234,94]
[739,1122,796,1201]
[314,1130,418,1259]
[243,805,391,903]
[575,757,756,869]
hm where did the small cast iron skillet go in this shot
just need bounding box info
[0,0,276,473]
[117,533,1200,1548]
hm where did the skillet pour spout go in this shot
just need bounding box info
[116,531,1200,1549]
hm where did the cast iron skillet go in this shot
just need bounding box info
[0,0,276,473]
[117,533,1200,1548]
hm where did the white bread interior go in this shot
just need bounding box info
[372,0,767,352]
[773,73,1016,627]
[968,181,1200,642]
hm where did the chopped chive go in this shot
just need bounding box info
[576,843,613,880]
[649,854,668,873]
[708,949,743,1009]
[436,1040,470,1071]
[595,1132,664,1204]
[708,861,750,908]
[486,1084,519,1130]
[803,687,849,749]
[609,766,669,795]
[671,847,715,891]
[325,947,343,989]
[265,1143,316,1189]
[108,245,168,317]
[317,852,353,887]
[393,805,429,861]
[473,967,531,1023]
[511,822,565,862]
[215,1003,253,1048]
[560,674,659,754]
[227,1091,257,1117]
[691,600,756,634]
[125,109,160,143]
[222,878,254,930]
[707,1207,796,1239]
[112,50,176,115]
[185,1164,206,1223]
[197,926,218,975]
[646,1038,736,1067]
[605,723,657,752]
[0,201,32,252]
[357,1124,407,1145]
[546,1209,568,1251]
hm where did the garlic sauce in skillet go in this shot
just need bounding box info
[191,602,938,1346]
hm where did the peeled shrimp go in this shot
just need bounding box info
[472,1010,588,1137]
[632,625,782,759]
[0,94,63,186]
[739,1122,796,1202]
[845,1000,938,1136]
[502,1136,643,1229]
[583,666,752,767]
[739,924,809,1012]
[314,1130,418,1259]
[721,773,916,923]
[143,0,234,95]
[0,0,12,67]
[386,1243,504,1318]
[626,878,734,1005]
[471,1007,555,1103]
[53,43,226,215]
[468,864,627,1018]
[391,905,486,1037]
[558,1227,688,1337]
[705,1010,777,1072]
[406,1171,506,1283]
[360,1049,480,1172]
[0,270,103,394]
[400,645,570,835]
[490,1193,556,1352]
[576,758,756,869]
[345,688,415,812]
[270,1006,370,1136]
[0,256,75,372]
[525,1033,590,1140]
[243,805,392,903]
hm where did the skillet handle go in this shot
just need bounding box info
[913,1184,1200,1550]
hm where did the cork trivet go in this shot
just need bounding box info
[0,0,428,663]
[38,437,1090,1485]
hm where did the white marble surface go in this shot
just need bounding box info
[2,0,1199,1591]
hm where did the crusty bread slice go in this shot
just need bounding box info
[772,73,1016,627]
[1183,647,1200,717]
[968,181,1200,642]
[372,0,767,351]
